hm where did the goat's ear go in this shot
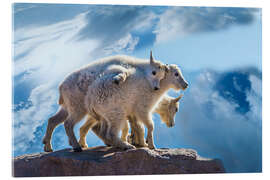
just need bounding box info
[150,50,154,64]
[173,94,183,102]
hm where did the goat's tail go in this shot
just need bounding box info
[58,93,64,105]
[58,84,64,105]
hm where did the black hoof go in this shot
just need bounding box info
[44,148,53,152]
[73,147,82,152]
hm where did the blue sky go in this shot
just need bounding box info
[12,3,262,173]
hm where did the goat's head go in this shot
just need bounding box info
[160,94,182,127]
[165,64,188,91]
[145,50,167,91]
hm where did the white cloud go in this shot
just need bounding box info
[154,8,188,42]
[154,7,259,43]
[12,12,101,154]
[176,70,262,172]
[154,70,262,172]
[13,12,98,80]
[249,74,262,97]
[13,4,38,14]
[246,75,262,125]
[104,33,139,54]
[78,6,156,50]
[13,82,58,152]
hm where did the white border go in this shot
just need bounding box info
[1,0,269,180]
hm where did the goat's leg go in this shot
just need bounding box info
[128,117,147,147]
[106,115,135,150]
[121,120,129,142]
[79,116,97,148]
[91,120,114,146]
[42,107,68,152]
[64,112,85,152]
[137,113,155,149]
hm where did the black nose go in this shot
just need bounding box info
[154,87,159,91]
[183,83,188,89]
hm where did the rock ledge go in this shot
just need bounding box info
[13,146,225,177]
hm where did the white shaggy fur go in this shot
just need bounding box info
[154,94,183,127]
[42,52,167,152]
[128,94,183,146]
[78,94,183,148]
[83,64,188,150]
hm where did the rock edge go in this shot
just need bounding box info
[13,146,225,177]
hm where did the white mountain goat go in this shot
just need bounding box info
[42,52,167,152]
[78,94,183,148]
[83,64,188,150]
[128,94,184,146]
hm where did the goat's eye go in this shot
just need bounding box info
[175,72,179,77]
[152,71,156,76]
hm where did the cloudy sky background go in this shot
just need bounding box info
[12,3,262,173]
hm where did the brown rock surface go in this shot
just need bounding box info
[13,146,225,177]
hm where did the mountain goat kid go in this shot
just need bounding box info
[83,64,188,150]
[79,94,183,149]
[43,52,167,152]
[128,94,183,146]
